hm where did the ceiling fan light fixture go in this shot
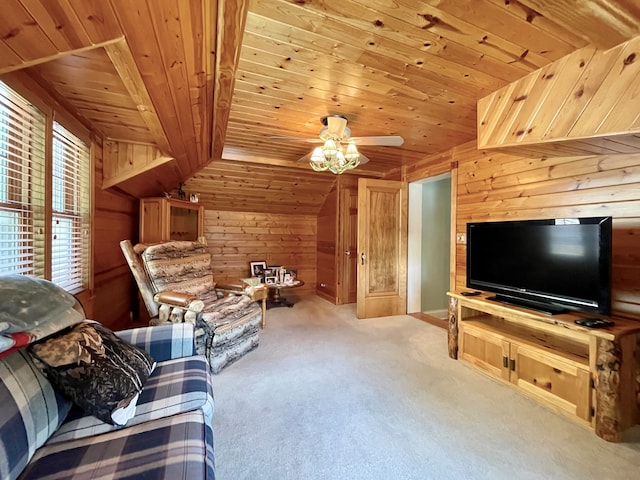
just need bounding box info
[309,137,361,174]
[310,146,329,171]
[322,138,338,156]
[344,141,359,162]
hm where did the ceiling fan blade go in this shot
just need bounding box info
[357,152,370,165]
[348,135,404,146]
[269,136,321,143]
[297,151,313,162]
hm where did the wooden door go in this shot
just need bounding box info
[338,185,358,304]
[356,178,407,318]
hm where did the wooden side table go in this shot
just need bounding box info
[250,285,268,328]
[266,280,305,309]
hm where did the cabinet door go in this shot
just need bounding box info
[169,205,200,240]
[510,343,591,421]
[459,323,510,381]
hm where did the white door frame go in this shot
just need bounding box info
[407,172,452,315]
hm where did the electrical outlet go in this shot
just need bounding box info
[456,233,466,244]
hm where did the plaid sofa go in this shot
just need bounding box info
[0,323,215,480]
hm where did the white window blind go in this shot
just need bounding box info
[0,81,91,293]
[52,122,90,292]
[0,82,46,277]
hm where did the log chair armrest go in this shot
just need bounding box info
[216,280,268,297]
[154,291,205,312]
[216,281,248,293]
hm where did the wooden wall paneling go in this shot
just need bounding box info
[102,140,176,190]
[405,150,452,183]
[204,210,317,295]
[451,142,640,320]
[183,161,336,215]
[92,137,139,329]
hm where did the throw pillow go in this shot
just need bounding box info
[29,321,156,426]
[0,275,85,358]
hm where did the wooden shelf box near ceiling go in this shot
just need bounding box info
[140,197,204,244]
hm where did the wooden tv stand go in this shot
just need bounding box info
[447,291,640,442]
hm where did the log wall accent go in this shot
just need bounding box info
[478,35,640,155]
[447,296,458,359]
[203,210,316,295]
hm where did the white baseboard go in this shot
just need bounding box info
[422,308,448,320]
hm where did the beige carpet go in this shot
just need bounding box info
[212,295,640,480]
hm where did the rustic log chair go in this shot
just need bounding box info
[120,239,265,373]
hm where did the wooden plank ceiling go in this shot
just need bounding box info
[0,0,639,214]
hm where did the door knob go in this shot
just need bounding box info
[361,253,366,265]
[345,250,351,256]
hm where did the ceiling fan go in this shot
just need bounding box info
[270,115,404,174]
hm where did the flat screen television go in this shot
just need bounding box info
[466,217,612,315]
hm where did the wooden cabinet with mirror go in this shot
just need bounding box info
[140,197,204,244]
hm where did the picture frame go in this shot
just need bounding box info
[250,261,267,277]
[264,276,277,285]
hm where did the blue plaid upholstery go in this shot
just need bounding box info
[20,411,215,480]
[115,323,196,362]
[0,275,215,480]
[0,351,72,480]
[49,355,214,443]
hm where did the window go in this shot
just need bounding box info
[0,81,91,292]
[51,123,91,291]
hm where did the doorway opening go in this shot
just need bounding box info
[407,172,452,323]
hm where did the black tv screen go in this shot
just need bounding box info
[466,217,612,315]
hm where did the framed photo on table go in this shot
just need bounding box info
[250,261,267,277]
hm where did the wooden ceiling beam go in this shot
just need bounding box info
[211,0,250,161]
[105,39,171,153]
